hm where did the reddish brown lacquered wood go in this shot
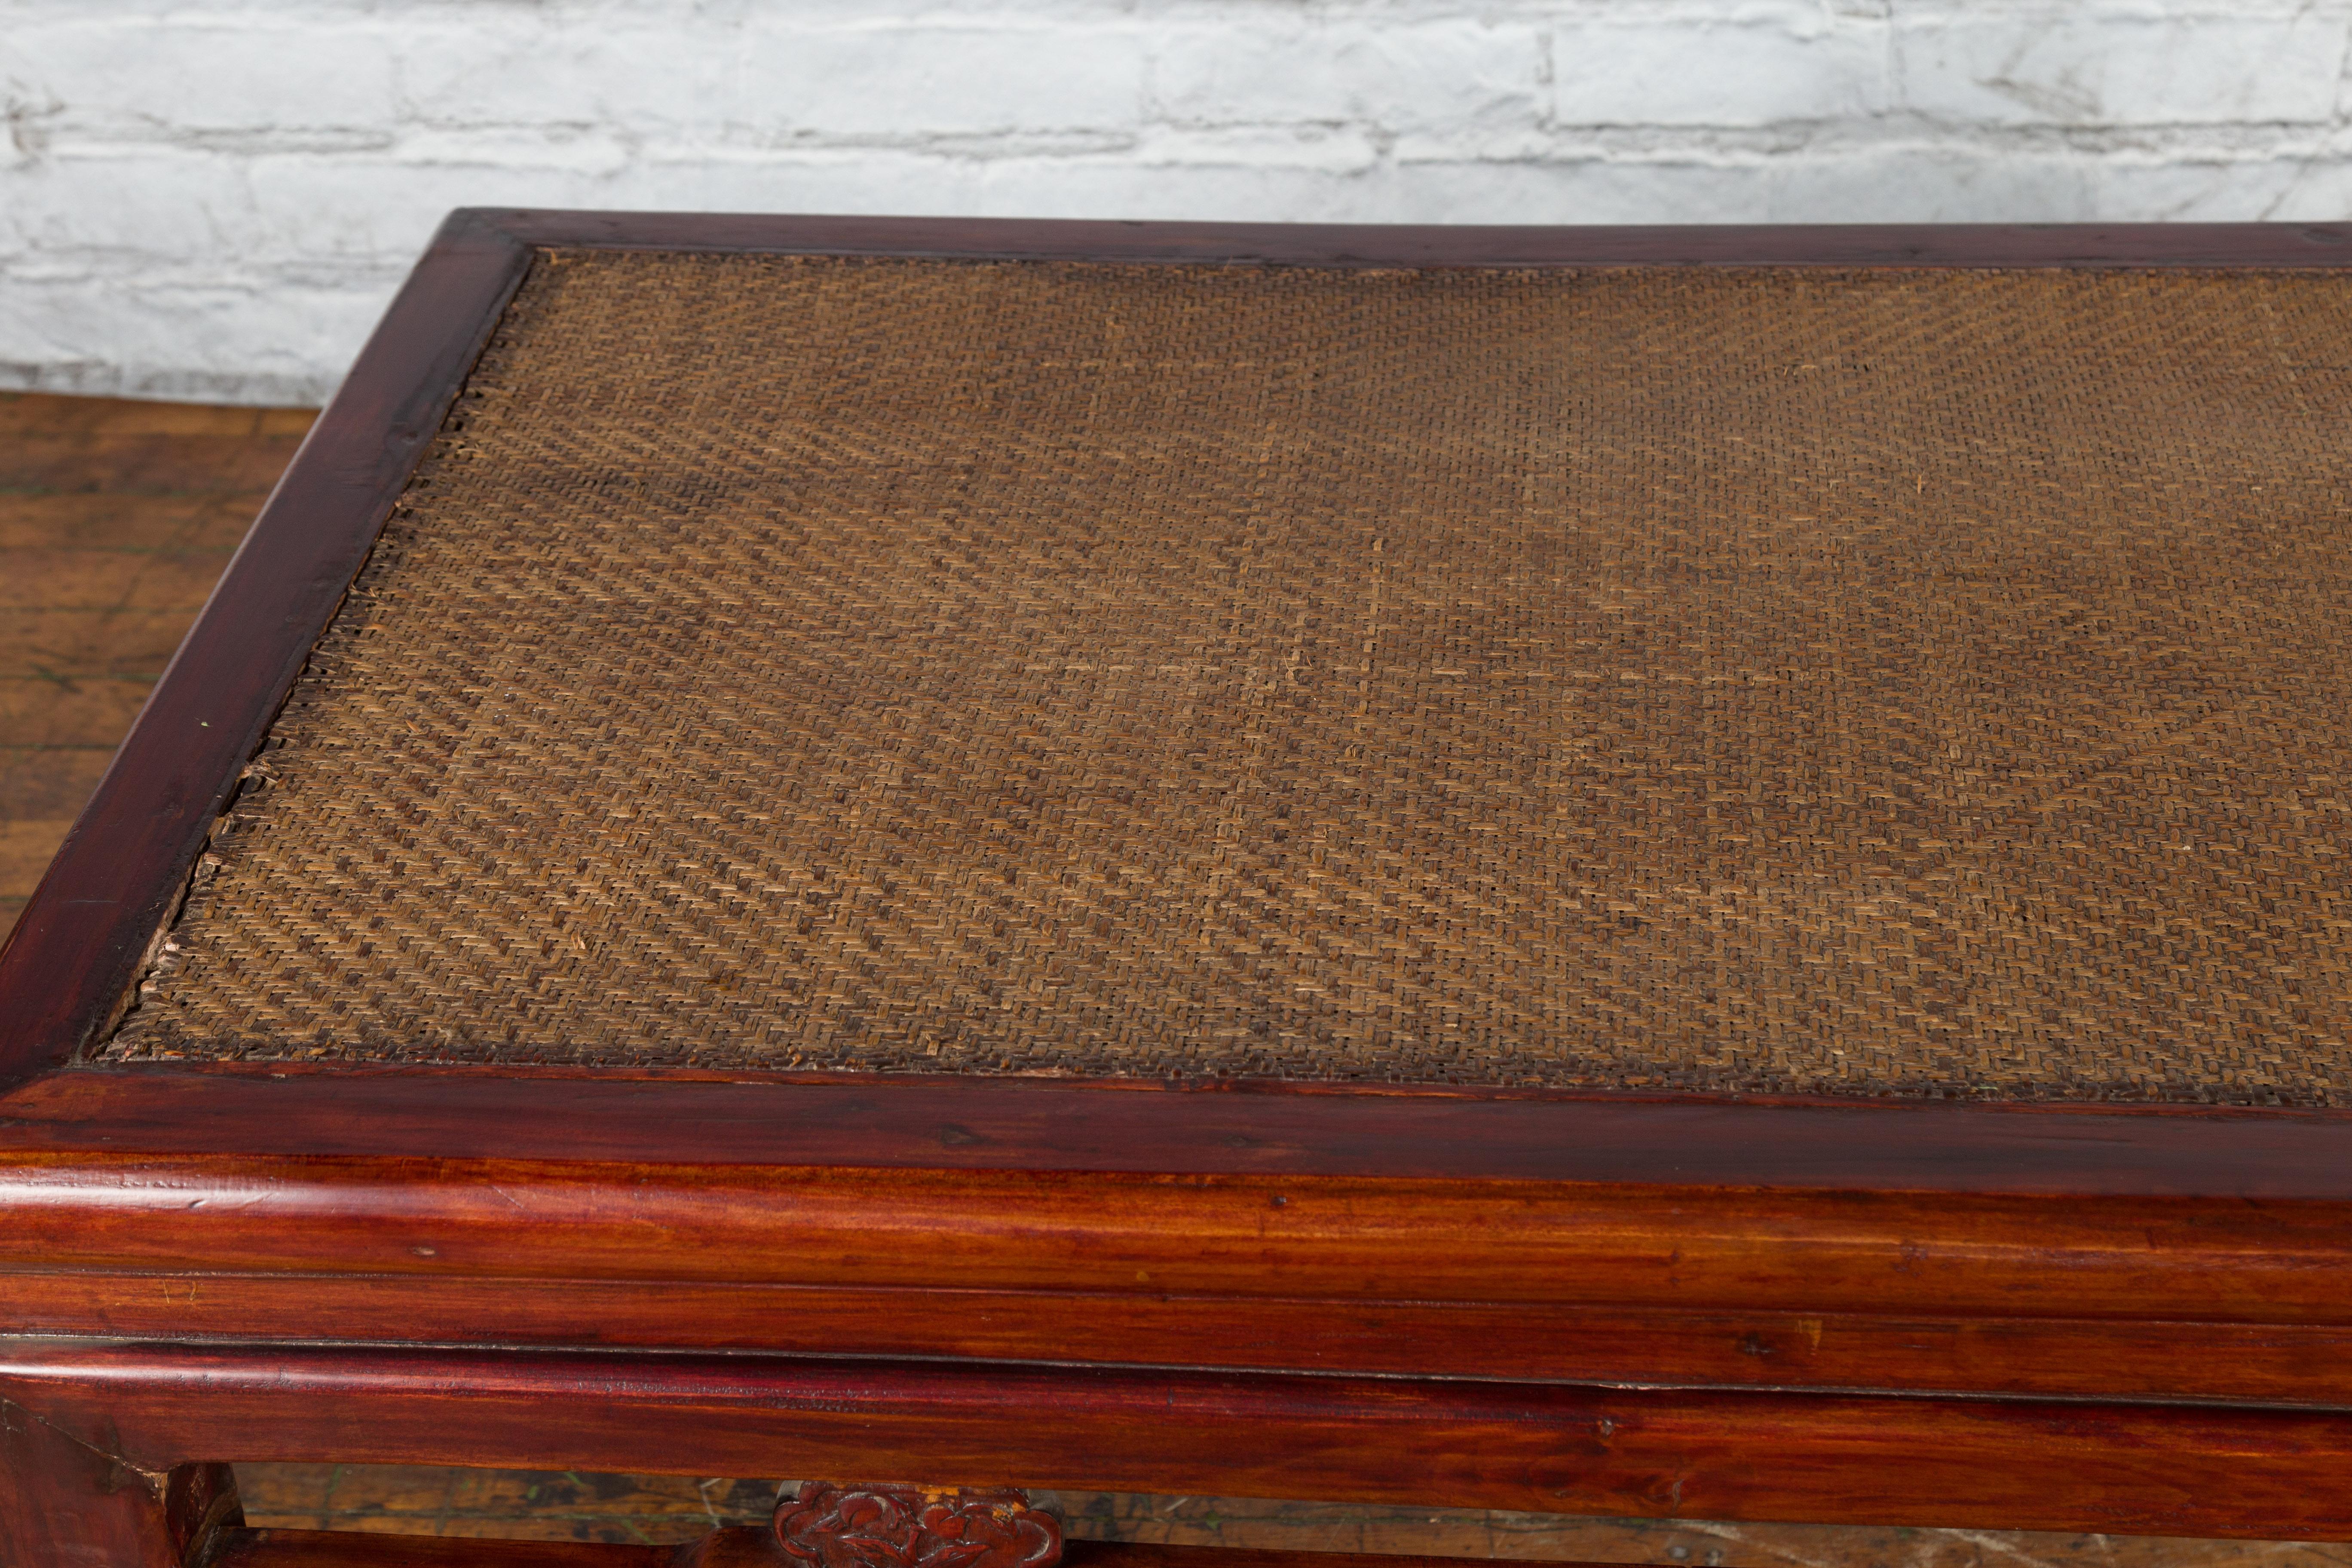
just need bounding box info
[488,209,2352,269]
[12,1271,2352,1406]
[8,1066,2352,1197]
[0,1388,240,1568]
[5,1154,2352,1326]
[9,1338,2352,1540]
[0,209,531,1095]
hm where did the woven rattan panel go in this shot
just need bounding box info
[105,252,2352,1099]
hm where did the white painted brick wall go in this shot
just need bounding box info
[5,0,2349,406]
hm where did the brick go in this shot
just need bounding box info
[6,1,2352,404]
[1553,16,1890,127]
[2087,155,2352,224]
[392,20,724,137]
[1152,21,1544,135]
[1378,155,1770,225]
[1896,12,2348,127]
[1,149,267,271]
[733,23,1147,138]
[3,16,398,134]
[2,268,400,405]
[1763,144,2096,223]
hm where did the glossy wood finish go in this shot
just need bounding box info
[15,1270,2352,1406]
[0,1390,239,1568]
[7,1153,2352,1326]
[6,215,2352,1557]
[486,210,2352,269]
[13,1337,2352,1541]
[10,1063,2352,1193]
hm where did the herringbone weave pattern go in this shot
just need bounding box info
[106,252,2352,1099]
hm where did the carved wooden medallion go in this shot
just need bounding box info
[774,1482,1061,1568]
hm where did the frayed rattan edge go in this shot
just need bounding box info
[91,255,562,1064]
[92,1042,2352,1110]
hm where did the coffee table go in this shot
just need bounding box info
[6,211,2352,1567]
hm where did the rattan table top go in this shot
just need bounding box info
[104,251,2352,1101]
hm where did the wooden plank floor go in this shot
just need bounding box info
[0,390,315,939]
[0,390,2325,1567]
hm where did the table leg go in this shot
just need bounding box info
[0,1393,240,1568]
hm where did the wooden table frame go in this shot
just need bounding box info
[6,211,2352,1566]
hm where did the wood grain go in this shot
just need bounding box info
[6,1152,2352,1326]
[8,1065,2352,1195]
[2,431,302,495]
[233,1461,781,1547]
[0,1387,241,1568]
[9,1337,2352,1541]
[0,490,270,553]
[228,1463,2352,1568]
[0,394,311,439]
[0,392,310,953]
[0,675,158,750]
[0,606,217,677]
[14,1270,2352,1405]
